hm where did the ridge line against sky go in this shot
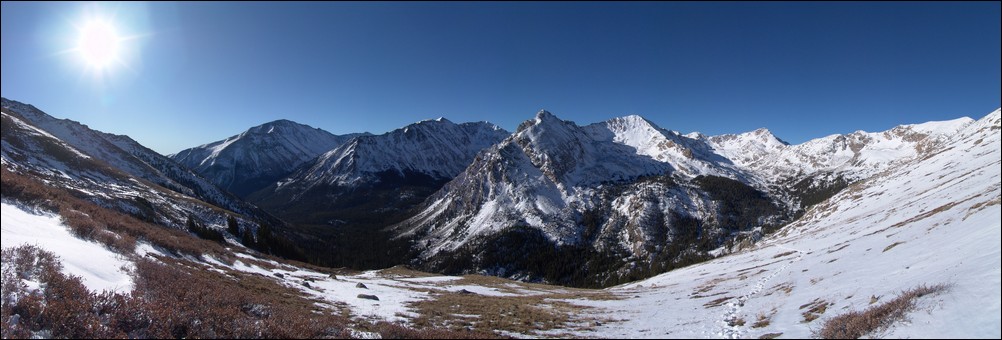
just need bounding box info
[2,1,999,154]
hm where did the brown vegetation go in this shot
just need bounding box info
[1,245,350,338]
[751,311,773,328]
[1,167,233,260]
[882,241,905,253]
[1,168,500,338]
[799,298,832,322]
[403,274,615,336]
[814,284,947,339]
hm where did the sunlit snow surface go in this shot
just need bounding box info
[1,203,134,293]
[574,110,1001,338]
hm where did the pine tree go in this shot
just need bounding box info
[227,215,239,237]
[241,228,256,248]
[255,222,272,253]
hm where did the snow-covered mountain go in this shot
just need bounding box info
[706,117,974,184]
[392,111,790,286]
[393,109,989,286]
[2,94,997,337]
[584,108,1001,338]
[1,97,275,230]
[249,118,508,225]
[171,119,366,197]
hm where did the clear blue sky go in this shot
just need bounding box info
[2,2,999,154]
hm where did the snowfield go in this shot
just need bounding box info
[576,109,1001,338]
[1,202,134,293]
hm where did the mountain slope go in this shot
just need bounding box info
[393,109,989,287]
[707,117,975,193]
[250,118,508,226]
[579,108,1001,339]
[393,111,790,286]
[1,98,276,233]
[171,119,365,197]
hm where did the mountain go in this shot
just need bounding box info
[392,109,986,287]
[707,117,973,182]
[588,108,1000,338]
[2,96,996,338]
[705,116,976,208]
[1,97,276,233]
[170,119,366,197]
[392,110,789,286]
[249,117,509,226]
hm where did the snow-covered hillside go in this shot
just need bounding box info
[577,108,1001,338]
[1,98,266,220]
[171,119,365,197]
[393,111,789,286]
[394,108,995,288]
[1,99,274,231]
[1,203,134,293]
[707,117,975,185]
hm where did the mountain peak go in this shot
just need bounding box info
[247,119,313,133]
[171,119,351,196]
[536,110,555,120]
[417,117,454,125]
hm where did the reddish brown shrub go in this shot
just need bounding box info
[815,284,948,339]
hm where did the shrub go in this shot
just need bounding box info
[1,167,231,259]
[815,284,948,339]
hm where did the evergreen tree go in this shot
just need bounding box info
[226,215,239,237]
[255,222,272,253]
[241,228,256,249]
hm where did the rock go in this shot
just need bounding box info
[242,304,271,318]
[458,289,476,295]
[356,283,368,289]
[273,272,284,279]
[357,294,379,301]
[302,281,311,288]
[329,273,338,280]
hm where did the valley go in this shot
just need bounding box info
[2,97,998,338]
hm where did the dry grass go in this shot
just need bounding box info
[1,244,489,339]
[763,282,794,297]
[866,201,960,237]
[814,284,948,339]
[703,296,735,308]
[1,168,490,339]
[1,167,233,261]
[405,274,617,336]
[799,298,832,323]
[965,196,1001,219]
[773,251,797,259]
[826,243,851,254]
[882,241,905,253]
[759,332,783,339]
[690,276,732,298]
[751,311,773,328]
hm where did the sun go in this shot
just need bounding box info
[76,19,123,70]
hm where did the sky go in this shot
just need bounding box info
[2,2,999,155]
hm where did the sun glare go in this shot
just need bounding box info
[76,19,122,69]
